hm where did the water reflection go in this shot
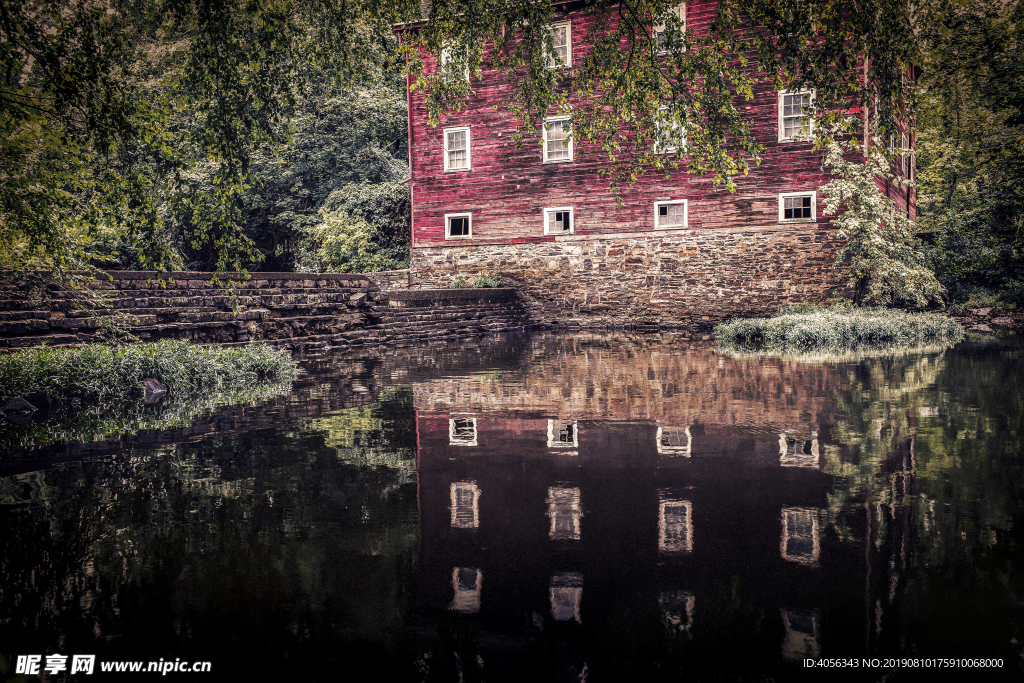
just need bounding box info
[2,332,1024,680]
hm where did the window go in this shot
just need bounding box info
[654,200,688,230]
[449,416,477,445]
[778,430,819,467]
[547,419,578,448]
[546,486,582,541]
[659,590,695,634]
[654,107,686,153]
[450,567,482,613]
[778,90,814,141]
[781,609,821,662]
[443,127,470,171]
[543,207,574,235]
[549,572,583,623]
[656,425,691,455]
[778,191,816,223]
[658,495,693,553]
[450,481,481,529]
[542,117,573,162]
[780,507,819,565]
[546,22,572,68]
[445,213,473,240]
[653,3,686,52]
[440,44,470,82]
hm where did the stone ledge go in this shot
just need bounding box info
[382,288,517,306]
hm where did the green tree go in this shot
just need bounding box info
[822,124,944,307]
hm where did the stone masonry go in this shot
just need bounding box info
[410,226,845,329]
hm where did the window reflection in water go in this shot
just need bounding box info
[547,419,578,451]
[450,481,480,529]
[659,590,695,635]
[449,416,478,446]
[780,507,820,565]
[656,425,692,457]
[659,495,693,553]
[778,430,819,468]
[550,572,583,623]
[780,609,821,662]
[450,567,482,613]
[547,486,582,540]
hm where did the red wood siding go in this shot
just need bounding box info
[404,0,914,247]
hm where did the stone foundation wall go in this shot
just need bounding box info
[410,227,845,329]
[0,271,526,352]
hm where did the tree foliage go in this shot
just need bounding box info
[822,124,944,307]
[914,0,1024,304]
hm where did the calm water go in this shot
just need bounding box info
[2,332,1023,681]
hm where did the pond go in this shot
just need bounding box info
[2,331,1022,681]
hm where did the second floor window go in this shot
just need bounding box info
[547,22,572,68]
[444,127,470,171]
[653,3,686,52]
[543,117,573,163]
[778,90,814,141]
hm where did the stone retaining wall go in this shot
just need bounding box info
[410,227,845,330]
[0,271,525,352]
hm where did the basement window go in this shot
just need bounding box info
[778,191,816,223]
[656,425,691,456]
[778,90,815,141]
[444,127,471,171]
[654,200,688,229]
[445,213,473,240]
[543,117,573,163]
[544,207,574,235]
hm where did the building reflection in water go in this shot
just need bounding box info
[450,567,482,613]
[779,430,819,468]
[657,425,692,457]
[658,494,693,554]
[547,419,578,453]
[780,609,821,662]
[550,572,583,623]
[546,486,582,541]
[659,590,696,635]
[450,481,480,529]
[780,507,820,565]
[448,416,477,446]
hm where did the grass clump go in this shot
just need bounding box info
[0,339,297,404]
[470,273,503,288]
[0,340,298,453]
[715,304,965,355]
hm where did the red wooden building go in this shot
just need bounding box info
[398,1,915,327]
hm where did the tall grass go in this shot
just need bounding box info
[0,341,298,453]
[715,305,965,355]
[0,340,297,404]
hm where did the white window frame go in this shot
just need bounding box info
[542,116,573,163]
[547,419,579,448]
[450,481,481,529]
[654,106,686,153]
[656,425,691,456]
[546,486,582,541]
[654,200,688,230]
[443,126,471,172]
[440,44,470,82]
[546,21,572,69]
[780,507,820,565]
[448,415,477,445]
[653,3,687,54]
[543,206,575,235]
[777,89,815,142]
[778,191,817,224]
[658,496,693,554]
[445,212,473,240]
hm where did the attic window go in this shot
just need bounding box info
[654,200,688,229]
[544,207,574,235]
[778,192,816,223]
[653,3,686,52]
[445,213,473,240]
[547,22,572,68]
